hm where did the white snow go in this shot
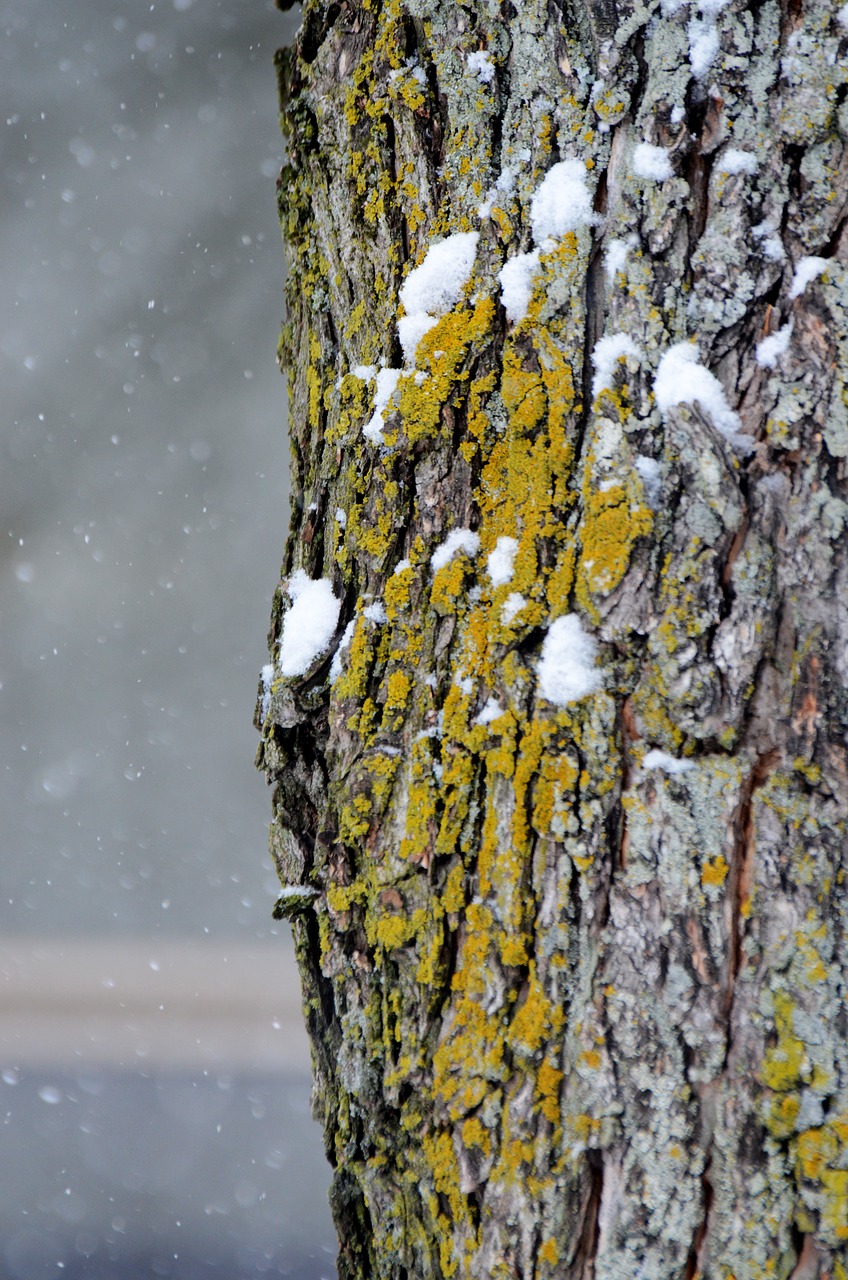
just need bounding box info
[498,250,541,324]
[604,236,635,281]
[397,313,438,364]
[632,142,674,181]
[753,222,786,263]
[431,528,480,572]
[591,333,642,399]
[529,159,598,244]
[335,508,347,529]
[635,455,662,507]
[389,57,426,86]
[279,571,342,678]
[719,148,757,175]
[364,367,402,443]
[654,342,752,454]
[352,364,377,382]
[329,617,357,685]
[688,19,720,79]
[478,166,515,219]
[642,749,695,775]
[501,592,527,625]
[538,615,601,706]
[838,4,848,29]
[670,104,686,125]
[475,697,505,726]
[756,320,794,368]
[498,160,597,317]
[456,675,474,695]
[363,601,388,624]
[260,663,274,723]
[487,536,519,587]
[467,50,495,83]
[788,256,828,300]
[276,884,319,900]
[393,558,411,575]
[397,232,479,362]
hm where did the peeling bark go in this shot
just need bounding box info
[256,1,848,1276]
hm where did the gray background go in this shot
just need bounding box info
[0,0,334,1274]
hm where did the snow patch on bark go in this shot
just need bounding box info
[363,367,402,443]
[501,593,527,625]
[538,615,601,706]
[475,697,505,726]
[280,572,341,678]
[329,618,357,685]
[632,142,674,180]
[788,256,828,300]
[654,342,752,454]
[431,529,480,572]
[497,251,540,324]
[487,536,519,586]
[466,50,495,83]
[498,160,598,321]
[756,321,794,368]
[530,158,599,244]
[591,333,643,399]
[719,148,758,175]
[642,749,695,775]
[398,232,479,362]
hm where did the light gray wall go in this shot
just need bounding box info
[1,0,295,940]
[0,4,336,1274]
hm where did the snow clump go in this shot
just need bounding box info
[398,231,479,363]
[497,251,541,324]
[430,528,480,572]
[475,697,505,726]
[498,160,598,324]
[329,618,357,685]
[363,367,402,444]
[642,749,695,775]
[752,221,784,262]
[591,333,642,399]
[687,0,733,80]
[788,256,828,300]
[487,536,519,587]
[604,235,636,282]
[478,166,515,219]
[466,50,495,83]
[635,455,662,508]
[279,571,342,678]
[632,142,674,181]
[654,342,752,454]
[756,321,794,369]
[501,593,526,625]
[538,615,601,706]
[363,601,388,624]
[688,19,720,79]
[530,159,599,244]
[719,148,757,175]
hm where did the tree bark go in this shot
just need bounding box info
[255,2,848,1277]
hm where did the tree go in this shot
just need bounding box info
[255,1,848,1276]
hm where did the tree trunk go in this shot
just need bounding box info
[255,1,848,1276]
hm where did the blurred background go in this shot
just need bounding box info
[0,0,335,1275]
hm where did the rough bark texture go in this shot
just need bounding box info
[255,1,848,1277]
